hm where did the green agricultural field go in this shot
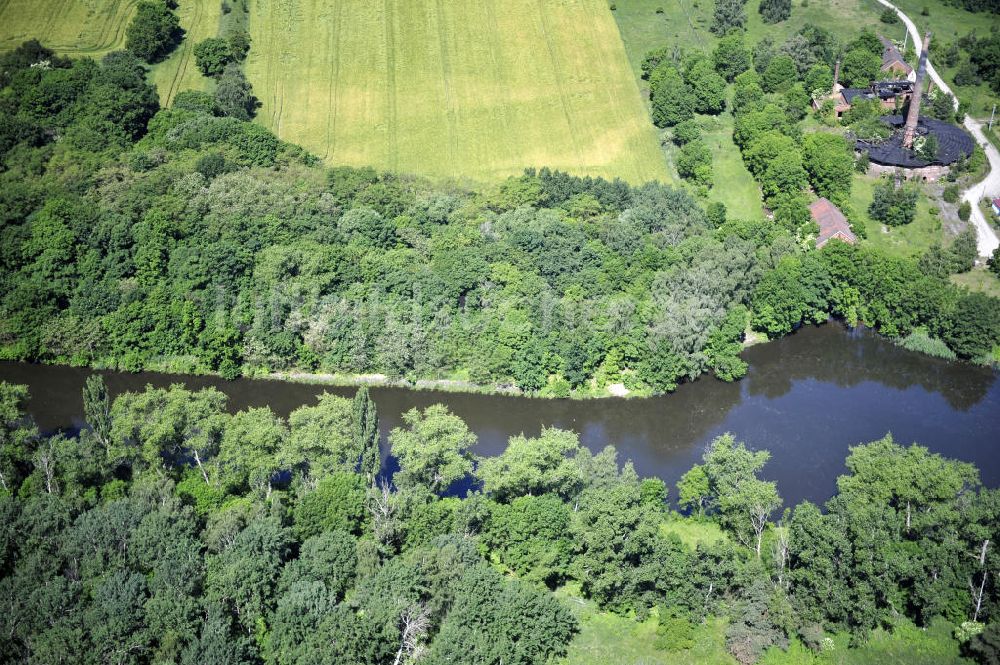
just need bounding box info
[147,0,222,106]
[0,0,138,56]
[0,0,222,106]
[244,0,668,184]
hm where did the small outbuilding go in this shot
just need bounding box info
[809,197,857,248]
[992,198,1000,216]
[879,35,915,81]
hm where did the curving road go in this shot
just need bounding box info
[876,0,1000,258]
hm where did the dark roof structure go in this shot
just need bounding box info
[841,82,912,107]
[872,80,913,100]
[856,115,976,167]
[842,88,876,105]
[809,198,857,248]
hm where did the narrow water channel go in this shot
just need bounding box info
[2,323,997,506]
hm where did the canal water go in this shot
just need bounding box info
[2,323,997,506]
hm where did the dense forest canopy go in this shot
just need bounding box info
[0,5,999,662]
[1,378,998,664]
[0,40,997,397]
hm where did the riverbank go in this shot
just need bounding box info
[19,324,781,401]
[13,319,994,402]
[3,323,997,509]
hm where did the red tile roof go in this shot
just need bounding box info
[809,197,857,248]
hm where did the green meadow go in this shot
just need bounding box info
[146,0,222,106]
[889,0,1000,117]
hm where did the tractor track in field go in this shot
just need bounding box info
[383,0,399,171]
[0,0,140,56]
[534,0,583,166]
[322,0,343,161]
[433,0,457,171]
[480,1,517,170]
[265,0,286,133]
[160,0,205,106]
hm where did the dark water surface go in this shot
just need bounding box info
[2,323,998,506]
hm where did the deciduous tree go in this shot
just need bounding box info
[126,1,182,63]
[389,405,476,493]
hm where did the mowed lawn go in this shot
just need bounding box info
[244,0,668,184]
[147,0,222,106]
[0,0,138,56]
[851,173,943,259]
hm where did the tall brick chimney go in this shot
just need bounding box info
[832,59,841,93]
[902,32,931,150]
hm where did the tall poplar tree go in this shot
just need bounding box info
[353,386,380,482]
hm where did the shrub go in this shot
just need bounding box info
[711,0,748,36]
[959,201,972,221]
[759,0,791,24]
[195,152,228,179]
[840,48,881,88]
[215,63,257,120]
[762,54,797,93]
[707,201,727,227]
[655,607,695,651]
[898,329,956,360]
[676,140,713,187]
[915,133,939,162]
[855,152,870,173]
[650,65,695,127]
[172,90,217,114]
[942,185,960,203]
[176,469,226,515]
[869,178,918,226]
[292,472,368,540]
[672,119,702,145]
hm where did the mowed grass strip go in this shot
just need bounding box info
[147,0,222,106]
[0,0,139,56]
[245,0,668,184]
